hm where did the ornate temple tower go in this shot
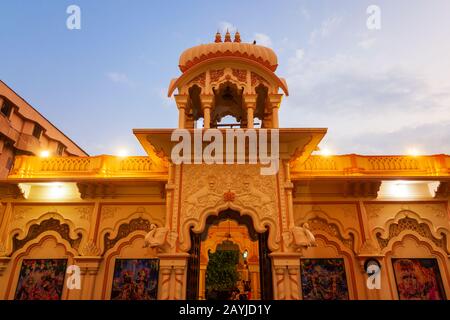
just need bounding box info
[134,31,327,300]
[167,30,288,129]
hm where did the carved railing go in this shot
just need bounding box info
[8,155,168,179]
[291,154,450,178]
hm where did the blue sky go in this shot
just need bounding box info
[1,0,449,155]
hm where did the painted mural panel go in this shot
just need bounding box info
[111,259,159,300]
[300,258,349,300]
[392,258,446,300]
[15,259,67,300]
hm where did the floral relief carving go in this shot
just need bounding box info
[366,205,384,219]
[180,164,279,251]
[103,217,152,253]
[307,217,355,251]
[425,204,446,219]
[101,206,120,221]
[188,72,206,87]
[12,207,32,221]
[376,217,448,253]
[11,218,82,254]
[251,72,268,86]
[209,69,224,83]
[75,207,92,220]
[231,68,247,83]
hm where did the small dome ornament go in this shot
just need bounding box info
[214,31,222,43]
[224,29,232,42]
[234,31,241,43]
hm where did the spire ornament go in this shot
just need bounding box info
[234,31,241,43]
[224,29,232,42]
[214,31,222,43]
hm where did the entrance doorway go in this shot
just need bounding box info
[186,209,273,300]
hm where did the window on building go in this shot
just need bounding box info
[32,124,43,139]
[56,143,65,156]
[1,100,12,118]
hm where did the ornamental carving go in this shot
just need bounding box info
[251,72,268,86]
[232,68,247,83]
[306,217,355,251]
[103,217,152,253]
[209,69,224,83]
[376,217,448,253]
[188,72,206,87]
[179,164,279,252]
[11,218,82,254]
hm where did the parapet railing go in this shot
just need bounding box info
[290,154,450,178]
[8,155,168,179]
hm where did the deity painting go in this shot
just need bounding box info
[111,259,159,300]
[392,258,446,300]
[300,258,349,300]
[15,259,67,300]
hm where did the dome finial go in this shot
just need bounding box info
[214,31,222,43]
[234,30,241,43]
[224,29,232,42]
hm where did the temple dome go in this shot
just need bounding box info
[179,41,278,72]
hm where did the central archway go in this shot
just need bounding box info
[186,209,273,300]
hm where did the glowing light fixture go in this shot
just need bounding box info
[320,148,333,157]
[117,149,129,157]
[406,147,421,157]
[40,150,50,158]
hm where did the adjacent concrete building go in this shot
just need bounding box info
[0,81,87,178]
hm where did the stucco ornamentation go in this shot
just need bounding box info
[179,164,280,252]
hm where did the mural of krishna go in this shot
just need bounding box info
[300,258,349,300]
[392,258,446,300]
[15,259,67,300]
[111,259,159,300]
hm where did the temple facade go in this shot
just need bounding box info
[0,31,449,300]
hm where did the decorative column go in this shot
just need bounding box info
[244,94,257,128]
[175,95,188,129]
[248,263,260,299]
[0,202,13,256]
[157,253,190,300]
[199,265,206,299]
[0,257,11,299]
[268,94,283,128]
[200,95,214,129]
[71,256,102,300]
[270,252,302,300]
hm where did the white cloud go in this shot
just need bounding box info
[281,51,450,154]
[254,33,272,47]
[299,8,310,20]
[288,49,305,65]
[218,21,237,34]
[309,15,343,43]
[358,36,376,49]
[106,72,131,85]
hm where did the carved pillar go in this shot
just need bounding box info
[158,253,189,300]
[71,256,102,300]
[199,265,206,299]
[270,252,302,300]
[175,95,188,129]
[0,257,10,276]
[268,94,283,128]
[0,202,13,255]
[248,263,259,299]
[284,161,295,229]
[200,95,214,129]
[0,257,11,299]
[244,94,257,129]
